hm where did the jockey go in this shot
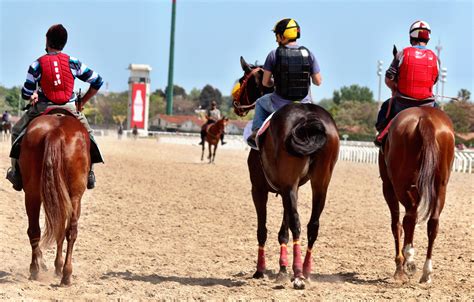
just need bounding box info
[199,101,226,145]
[6,24,104,191]
[247,18,322,148]
[2,110,10,123]
[374,20,439,146]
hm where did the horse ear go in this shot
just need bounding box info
[392,45,398,57]
[240,56,252,73]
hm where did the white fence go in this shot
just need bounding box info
[93,129,473,174]
[339,143,474,174]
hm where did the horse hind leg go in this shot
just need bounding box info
[251,186,269,279]
[282,187,305,289]
[25,195,47,280]
[401,188,420,277]
[60,197,81,286]
[276,208,290,282]
[55,235,65,277]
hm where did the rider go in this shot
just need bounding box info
[199,100,226,145]
[2,110,10,124]
[6,24,104,191]
[374,20,439,146]
[247,18,322,148]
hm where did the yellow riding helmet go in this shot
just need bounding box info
[273,18,300,40]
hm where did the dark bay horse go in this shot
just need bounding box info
[235,57,340,289]
[379,105,455,283]
[201,117,228,163]
[19,111,90,286]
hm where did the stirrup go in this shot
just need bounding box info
[87,170,96,189]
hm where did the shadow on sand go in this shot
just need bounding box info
[101,271,246,287]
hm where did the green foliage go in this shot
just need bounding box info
[333,100,378,133]
[5,87,22,109]
[457,88,471,101]
[199,84,222,109]
[333,84,374,105]
[444,99,474,133]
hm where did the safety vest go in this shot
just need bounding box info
[274,46,311,101]
[38,53,74,104]
[398,47,438,100]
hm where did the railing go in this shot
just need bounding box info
[339,143,474,174]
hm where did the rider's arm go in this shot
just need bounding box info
[262,70,274,88]
[71,57,104,108]
[311,73,322,86]
[21,60,41,101]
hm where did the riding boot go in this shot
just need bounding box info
[221,133,226,145]
[247,129,258,149]
[199,129,206,145]
[87,165,96,189]
[6,158,22,191]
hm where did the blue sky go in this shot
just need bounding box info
[0,0,472,103]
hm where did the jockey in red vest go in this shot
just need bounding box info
[6,24,104,191]
[374,20,439,147]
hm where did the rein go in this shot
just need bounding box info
[233,67,263,116]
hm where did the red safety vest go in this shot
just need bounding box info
[38,53,74,104]
[398,47,438,100]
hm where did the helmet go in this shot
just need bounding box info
[46,24,68,50]
[273,18,300,40]
[409,20,431,41]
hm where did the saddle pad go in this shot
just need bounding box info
[243,112,275,150]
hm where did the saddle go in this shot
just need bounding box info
[376,97,436,145]
[10,108,104,164]
[244,112,275,150]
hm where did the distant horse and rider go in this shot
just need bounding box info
[1,110,12,142]
[233,56,339,289]
[199,101,228,163]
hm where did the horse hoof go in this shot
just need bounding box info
[29,272,40,281]
[276,271,289,283]
[293,277,305,289]
[60,277,72,287]
[252,271,265,279]
[419,274,432,284]
[406,261,416,275]
[393,270,408,282]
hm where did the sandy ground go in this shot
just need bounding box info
[0,136,472,300]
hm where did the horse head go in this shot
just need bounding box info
[232,57,273,117]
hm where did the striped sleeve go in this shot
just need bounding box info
[21,60,41,100]
[70,57,104,90]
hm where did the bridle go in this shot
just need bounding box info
[232,67,264,116]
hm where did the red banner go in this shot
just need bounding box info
[131,83,146,129]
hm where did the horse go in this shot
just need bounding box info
[19,110,91,286]
[235,57,340,289]
[2,121,12,142]
[201,117,228,163]
[378,47,455,284]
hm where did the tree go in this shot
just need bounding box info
[333,84,374,105]
[199,84,222,109]
[457,89,471,102]
[164,85,187,98]
[5,87,21,111]
[444,99,474,133]
[333,101,378,133]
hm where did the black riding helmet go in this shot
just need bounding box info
[46,24,68,50]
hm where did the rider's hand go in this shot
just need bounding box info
[30,92,38,104]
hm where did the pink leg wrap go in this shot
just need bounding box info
[303,249,312,277]
[292,241,303,277]
[279,244,288,267]
[257,246,266,272]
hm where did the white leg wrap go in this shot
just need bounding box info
[420,259,433,283]
[403,244,415,262]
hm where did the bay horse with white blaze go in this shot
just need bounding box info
[201,116,228,163]
[379,47,455,283]
[235,57,339,289]
[19,109,90,286]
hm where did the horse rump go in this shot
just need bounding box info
[285,114,327,157]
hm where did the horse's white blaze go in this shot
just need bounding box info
[403,244,415,262]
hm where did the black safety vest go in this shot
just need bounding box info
[274,46,311,101]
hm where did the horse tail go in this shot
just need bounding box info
[417,116,439,223]
[40,130,72,247]
[285,114,327,157]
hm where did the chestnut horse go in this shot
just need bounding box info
[235,57,339,289]
[379,106,454,283]
[19,110,90,286]
[201,117,228,163]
